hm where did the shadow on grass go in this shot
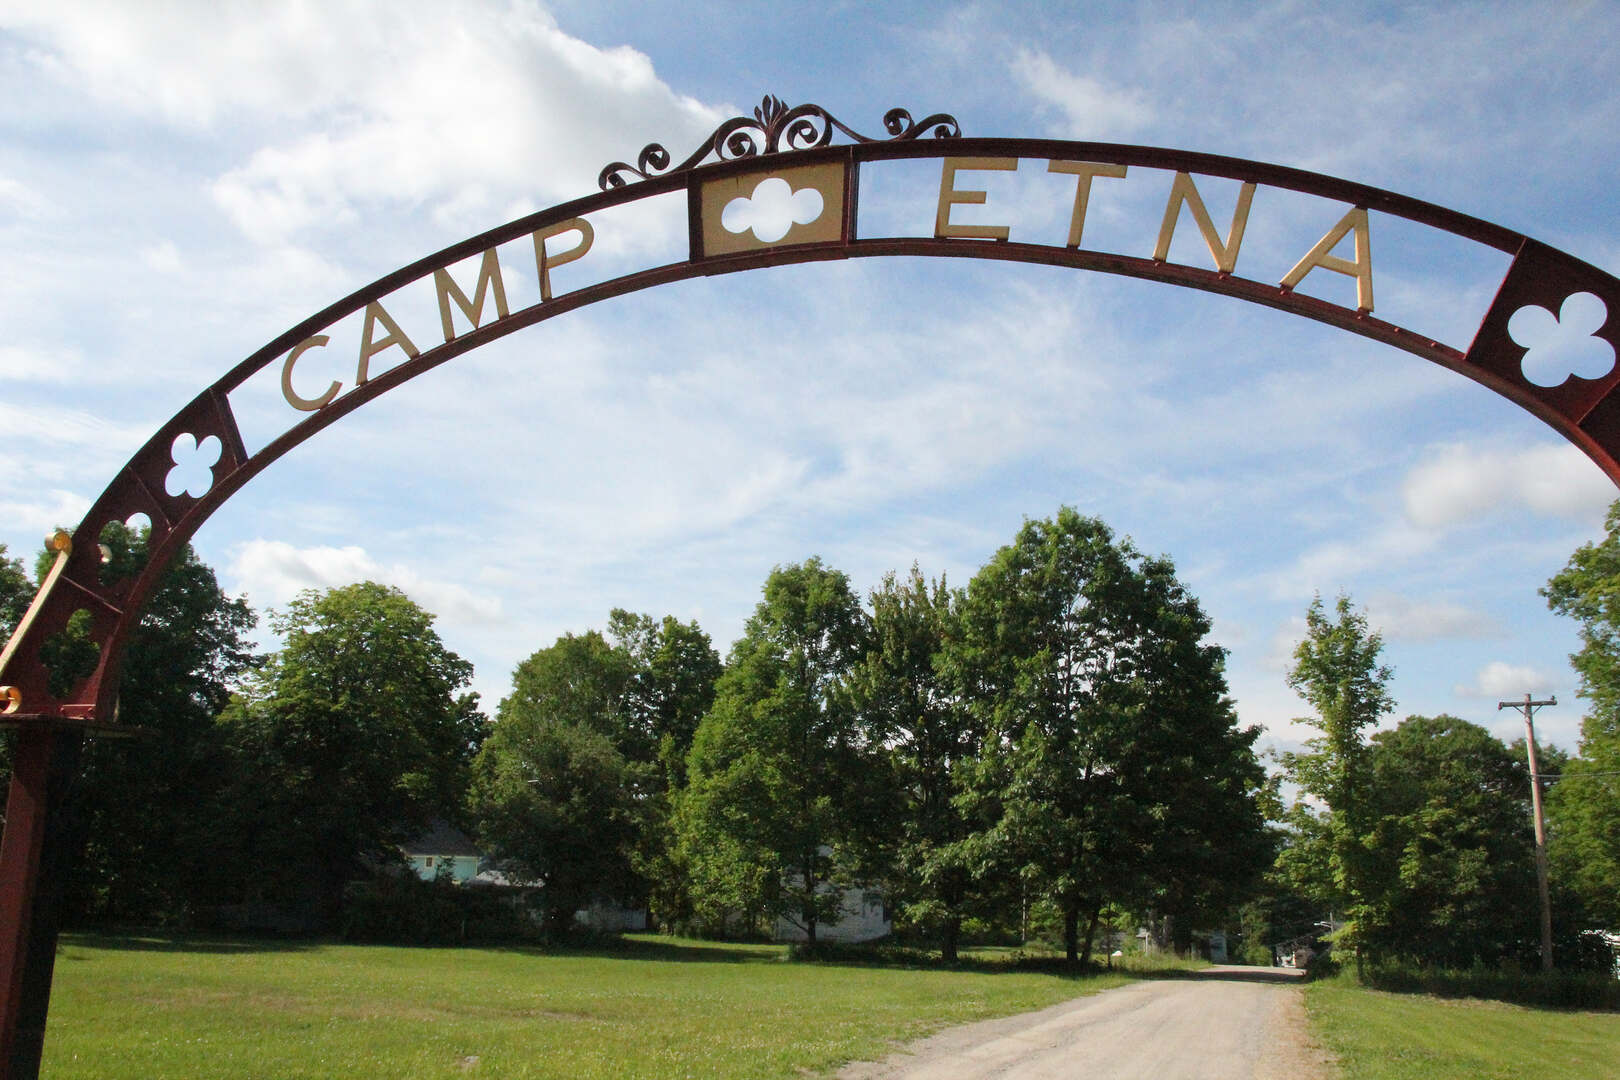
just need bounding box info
[58,932,317,957]
[770,942,1136,980]
[497,936,784,966]
[1133,964,1308,986]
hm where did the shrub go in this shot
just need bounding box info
[339,873,539,945]
[1353,959,1620,1010]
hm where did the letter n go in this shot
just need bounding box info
[1153,172,1256,273]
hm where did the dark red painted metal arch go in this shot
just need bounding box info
[6,127,1617,730]
[2,98,1619,1074]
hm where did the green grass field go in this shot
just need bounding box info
[46,933,1620,1078]
[42,934,1130,1079]
[1306,976,1620,1080]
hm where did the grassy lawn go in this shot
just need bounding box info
[43,934,1129,1079]
[1307,976,1620,1079]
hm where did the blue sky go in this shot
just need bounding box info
[3,1,1619,759]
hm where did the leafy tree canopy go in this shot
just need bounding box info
[0,542,30,640]
[220,581,481,917]
[682,557,876,943]
[1544,499,1620,926]
[957,509,1270,961]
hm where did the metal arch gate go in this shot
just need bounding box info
[2,96,1618,1076]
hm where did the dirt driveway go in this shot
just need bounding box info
[837,966,1334,1079]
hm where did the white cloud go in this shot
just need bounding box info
[6,1,728,247]
[0,489,91,539]
[1364,592,1501,641]
[1013,49,1155,139]
[1402,441,1614,530]
[0,400,150,453]
[1454,660,1559,700]
[227,539,503,625]
[1266,521,1440,602]
[1262,615,1307,674]
[0,173,50,219]
[139,241,183,274]
[0,345,81,383]
[207,9,722,245]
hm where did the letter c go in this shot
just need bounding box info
[281,335,340,411]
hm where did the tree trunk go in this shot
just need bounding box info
[1063,905,1080,963]
[941,914,961,964]
[1079,904,1102,967]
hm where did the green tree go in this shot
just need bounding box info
[0,527,258,922]
[1544,499,1620,926]
[853,566,991,961]
[0,542,30,640]
[680,558,875,943]
[500,629,633,748]
[468,714,640,935]
[1359,715,1539,966]
[490,615,719,929]
[1281,592,1393,966]
[219,582,481,920]
[1272,802,1341,914]
[63,527,258,920]
[607,610,720,928]
[961,509,1269,961]
[608,609,721,786]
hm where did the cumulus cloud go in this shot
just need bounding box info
[1402,441,1613,530]
[139,241,183,274]
[1013,49,1155,139]
[1454,660,1559,699]
[0,489,92,539]
[1262,616,1308,674]
[228,539,503,625]
[0,173,50,219]
[1264,521,1440,602]
[1364,592,1501,641]
[6,1,727,246]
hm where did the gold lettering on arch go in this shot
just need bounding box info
[280,334,339,412]
[356,301,421,386]
[935,157,1017,240]
[533,218,594,302]
[1048,160,1128,249]
[434,248,510,342]
[1153,172,1256,274]
[1281,206,1375,312]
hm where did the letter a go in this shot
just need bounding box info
[1281,207,1374,312]
[356,301,421,386]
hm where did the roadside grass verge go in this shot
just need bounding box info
[1353,961,1620,1011]
[44,933,1130,1079]
[1307,973,1620,1080]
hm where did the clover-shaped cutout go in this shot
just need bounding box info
[165,432,222,499]
[1508,291,1614,387]
[721,176,825,243]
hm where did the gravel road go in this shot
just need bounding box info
[837,966,1334,1080]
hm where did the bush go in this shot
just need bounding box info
[339,872,540,945]
[1353,959,1620,1010]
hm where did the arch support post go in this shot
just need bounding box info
[0,725,84,1080]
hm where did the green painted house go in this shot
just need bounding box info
[401,820,482,883]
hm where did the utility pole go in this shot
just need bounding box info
[1498,692,1556,972]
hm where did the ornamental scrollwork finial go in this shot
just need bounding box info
[598,96,961,190]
